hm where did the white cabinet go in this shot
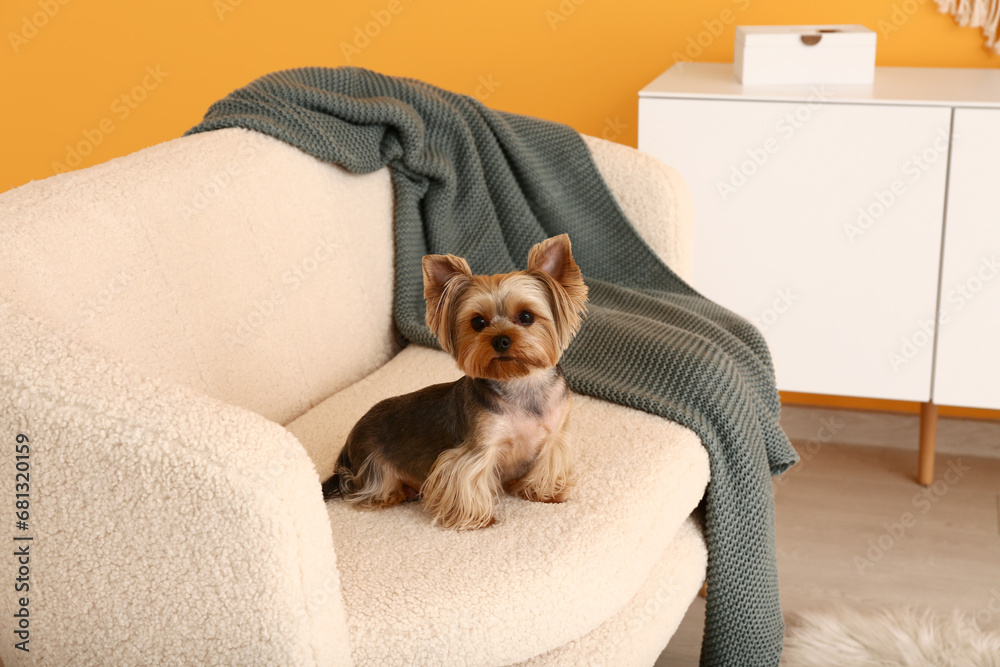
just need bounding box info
[639,64,1000,483]
[934,108,1000,410]
[639,96,948,402]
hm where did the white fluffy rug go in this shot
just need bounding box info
[782,604,1000,666]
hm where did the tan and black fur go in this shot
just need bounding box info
[322,234,588,530]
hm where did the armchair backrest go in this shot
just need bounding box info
[0,128,693,427]
[0,128,398,425]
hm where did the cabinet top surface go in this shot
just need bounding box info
[639,63,1000,107]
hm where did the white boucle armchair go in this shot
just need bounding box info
[0,127,709,666]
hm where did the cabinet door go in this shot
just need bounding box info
[933,108,1000,410]
[639,97,949,401]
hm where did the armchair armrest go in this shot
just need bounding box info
[0,296,353,666]
[582,134,694,283]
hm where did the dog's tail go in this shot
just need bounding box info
[321,448,351,500]
[320,474,342,500]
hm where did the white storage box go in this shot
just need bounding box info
[734,25,876,85]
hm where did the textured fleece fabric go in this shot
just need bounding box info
[0,128,398,426]
[518,516,708,667]
[287,344,710,664]
[0,294,353,666]
[0,122,700,663]
[187,67,799,666]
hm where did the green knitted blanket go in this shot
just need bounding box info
[187,68,798,666]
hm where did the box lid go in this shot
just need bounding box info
[736,24,876,47]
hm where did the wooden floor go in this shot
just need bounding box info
[656,406,1000,666]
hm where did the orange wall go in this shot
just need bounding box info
[1,0,996,193]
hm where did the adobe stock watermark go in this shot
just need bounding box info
[875,0,931,40]
[472,74,502,103]
[213,0,247,20]
[545,0,586,30]
[715,85,832,202]
[599,116,627,142]
[972,588,1000,633]
[7,0,71,54]
[51,65,170,174]
[223,236,343,349]
[65,268,136,334]
[853,458,970,574]
[290,566,349,624]
[843,127,950,244]
[750,287,798,334]
[888,254,1000,372]
[339,0,405,63]
[624,575,680,636]
[669,0,751,71]
[179,133,268,220]
[774,415,843,487]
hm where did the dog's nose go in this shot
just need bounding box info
[491,335,511,353]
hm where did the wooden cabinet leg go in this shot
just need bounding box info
[918,402,938,486]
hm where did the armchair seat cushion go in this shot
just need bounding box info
[287,345,710,665]
[518,515,707,667]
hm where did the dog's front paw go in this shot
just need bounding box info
[429,505,497,530]
[513,475,572,504]
[421,444,501,530]
[521,488,570,504]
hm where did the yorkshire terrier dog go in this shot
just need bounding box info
[322,234,588,530]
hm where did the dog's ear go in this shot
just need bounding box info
[528,234,576,284]
[528,235,588,348]
[422,254,472,353]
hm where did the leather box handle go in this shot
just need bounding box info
[801,34,822,46]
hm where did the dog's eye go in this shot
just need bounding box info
[518,310,534,325]
[471,316,487,331]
